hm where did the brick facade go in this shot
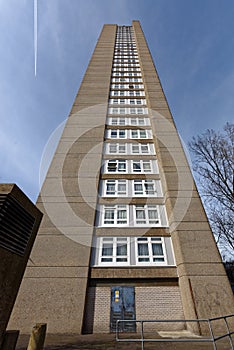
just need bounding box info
[136,286,185,331]
[83,285,184,333]
[83,287,110,333]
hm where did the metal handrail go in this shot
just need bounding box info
[116,314,234,350]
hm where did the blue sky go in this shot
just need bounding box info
[0,0,234,202]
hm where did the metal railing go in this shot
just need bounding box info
[116,314,234,350]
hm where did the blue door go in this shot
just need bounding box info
[110,286,136,332]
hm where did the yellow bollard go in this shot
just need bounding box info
[27,324,47,350]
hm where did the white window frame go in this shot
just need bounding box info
[133,180,159,196]
[106,143,127,154]
[135,237,167,265]
[114,56,138,60]
[105,159,127,173]
[100,179,161,197]
[103,179,127,196]
[94,237,168,266]
[131,160,155,173]
[113,60,139,66]
[107,129,127,139]
[112,77,142,83]
[101,205,129,226]
[131,143,155,154]
[129,118,150,126]
[106,129,152,139]
[109,98,146,105]
[98,237,130,266]
[107,117,150,126]
[130,129,152,139]
[112,67,141,72]
[111,84,144,90]
[105,142,155,155]
[104,159,158,174]
[108,117,126,125]
[133,205,161,226]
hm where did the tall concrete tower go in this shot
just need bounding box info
[9,21,234,335]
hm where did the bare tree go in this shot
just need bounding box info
[189,122,234,259]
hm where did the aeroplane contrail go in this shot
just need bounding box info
[34,0,37,76]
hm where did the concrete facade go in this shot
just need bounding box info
[9,24,116,334]
[9,21,234,336]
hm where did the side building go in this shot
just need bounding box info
[9,21,234,335]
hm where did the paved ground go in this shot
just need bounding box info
[16,333,233,350]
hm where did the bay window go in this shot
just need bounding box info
[106,129,151,139]
[92,236,170,266]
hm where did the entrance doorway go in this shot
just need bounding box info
[110,286,136,332]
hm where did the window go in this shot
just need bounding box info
[105,159,126,173]
[101,179,161,197]
[133,180,158,196]
[131,130,147,138]
[107,143,126,154]
[106,129,151,139]
[98,237,129,265]
[120,117,126,125]
[109,117,126,125]
[104,179,127,196]
[110,117,117,125]
[105,142,154,155]
[104,160,158,174]
[129,118,148,126]
[132,160,152,173]
[107,117,150,126]
[131,143,150,154]
[137,108,143,114]
[102,205,128,225]
[136,237,165,264]
[134,205,160,225]
[108,129,126,138]
[94,237,167,266]
[110,90,145,98]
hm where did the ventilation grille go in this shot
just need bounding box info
[0,194,35,256]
